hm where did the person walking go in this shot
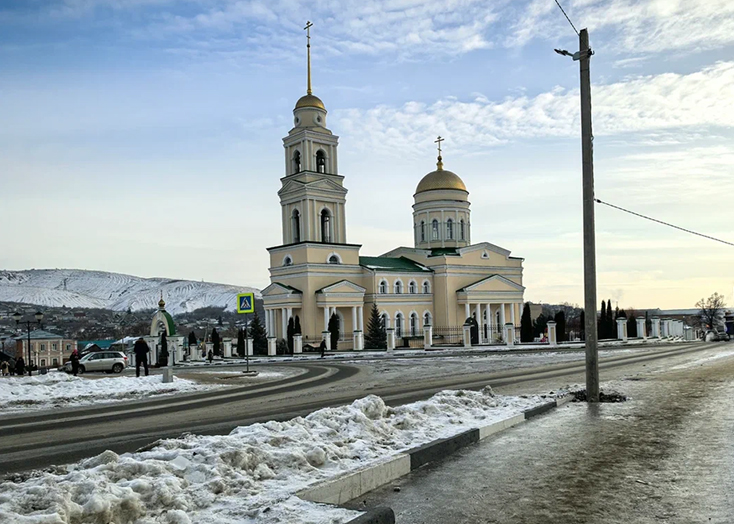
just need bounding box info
[134,337,150,377]
[319,339,326,358]
[207,349,214,364]
[69,348,80,376]
[0,360,8,376]
[15,356,25,376]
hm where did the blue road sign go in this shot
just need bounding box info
[237,293,255,314]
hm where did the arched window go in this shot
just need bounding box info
[422,280,430,294]
[420,221,426,242]
[292,209,301,243]
[328,254,340,265]
[283,255,293,266]
[380,313,390,329]
[394,280,403,294]
[395,313,404,337]
[410,312,418,336]
[423,312,432,326]
[293,150,301,174]
[460,219,465,240]
[379,280,388,294]
[408,280,417,294]
[321,209,331,243]
[432,219,440,240]
[446,218,454,240]
[316,150,326,173]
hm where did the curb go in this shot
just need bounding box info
[298,396,569,523]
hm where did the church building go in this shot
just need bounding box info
[261,25,526,350]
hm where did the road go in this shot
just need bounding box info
[0,341,715,476]
[348,341,734,523]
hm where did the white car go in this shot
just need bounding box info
[66,351,128,374]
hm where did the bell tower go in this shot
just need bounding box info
[279,21,347,245]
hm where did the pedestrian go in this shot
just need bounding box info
[319,339,326,358]
[69,348,80,376]
[0,360,8,376]
[207,350,213,363]
[133,337,150,377]
[15,356,25,376]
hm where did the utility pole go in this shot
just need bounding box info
[579,28,599,402]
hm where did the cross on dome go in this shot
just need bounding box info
[434,135,444,170]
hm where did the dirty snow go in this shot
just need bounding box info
[0,373,223,413]
[0,388,553,524]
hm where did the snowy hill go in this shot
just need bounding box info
[0,269,260,315]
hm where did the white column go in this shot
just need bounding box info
[475,303,481,325]
[636,317,647,339]
[359,306,364,331]
[281,308,287,339]
[287,307,292,324]
[324,307,329,331]
[487,304,493,342]
[510,303,516,325]
[464,303,470,321]
[264,309,270,337]
[352,306,357,334]
[500,303,506,326]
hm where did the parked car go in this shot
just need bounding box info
[705,329,731,342]
[65,351,128,374]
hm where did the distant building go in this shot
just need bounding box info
[14,330,76,368]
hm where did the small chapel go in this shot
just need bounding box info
[261,24,526,350]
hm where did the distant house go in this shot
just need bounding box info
[77,339,115,353]
[14,330,76,368]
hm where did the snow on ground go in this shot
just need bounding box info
[0,388,553,524]
[0,373,223,413]
[669,347,734,370]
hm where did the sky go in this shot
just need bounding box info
[1,0,733,310]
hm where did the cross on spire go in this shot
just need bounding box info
[435,135,444,169]
[304,21,313,95]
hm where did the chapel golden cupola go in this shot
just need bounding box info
[413,136,471,249]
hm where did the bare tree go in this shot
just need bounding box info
[696,293,727,330]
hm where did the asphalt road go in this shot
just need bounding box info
[0,342,713,476]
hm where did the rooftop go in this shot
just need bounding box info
[359,256,432,273]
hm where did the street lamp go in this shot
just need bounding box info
[13,310,44,376]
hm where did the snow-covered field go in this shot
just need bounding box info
[0,373,223,413]
[0,388,553,524]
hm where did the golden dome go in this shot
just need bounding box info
[415,165,467,194]
[295,94,325,110]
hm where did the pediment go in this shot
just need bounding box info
[317,280,366,295]
[460,242,511,258]
[261,282,301,297]
[279,177,346,197]
[461,275,525,293]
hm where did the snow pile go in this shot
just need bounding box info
[0,373,220,412]
[0,388,550,524]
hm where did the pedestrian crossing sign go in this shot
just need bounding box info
[237,293,255,314]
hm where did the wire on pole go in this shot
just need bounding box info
[594,198,734,247]
[554,0,580,36]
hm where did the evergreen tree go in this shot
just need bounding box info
[520,303,534,342]
[599,300,607,338]
[364,304,387,349]
[533,314,549,339]
[554,311,566,343]
[287,317,295,353]
[580,310,585,341]
[218,315,223,327]
[627,315,637,338]
[606,300,614,338]
[237,327,245,357]
[159,332,169,366]
[328,313,340,351]
[249,311,268,355]
[188,331,197,346]
[645,310,651,336]
[212,328,220,356]
[294,316,302,335]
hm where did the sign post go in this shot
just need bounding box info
[237,293,255,373]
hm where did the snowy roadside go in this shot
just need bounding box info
[0,388,555,524]
[0,372,225,413]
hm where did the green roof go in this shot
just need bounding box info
[273,283,302,293]
[359,256,432,273]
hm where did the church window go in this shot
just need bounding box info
[408,280,417,294]
[380,313,389,329]
[422,280,430,294]
[446,218,454,240]
[283,255,293,266]
[292,210,301,243]
[394,280,403,294]
[410,312,418,336]
[316,150,327,173]
[328,254,340,264]
[432,219,439,240]
[460,219,465,240]
[423,312,432,326]
[293,150,302,174]
[395,313,404,337]
[321,209,332,243]
[379,280,388,294]
[420,221,426,242]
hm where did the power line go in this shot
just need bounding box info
[554,0,580,36]
[594,198,734,247]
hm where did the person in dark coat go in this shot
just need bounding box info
[207,350,214,363]
[69,349,80,376]
[15,356,25,376]
[319,339,326,358]
[134,338,150,377]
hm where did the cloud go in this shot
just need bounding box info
[335,61,734,156]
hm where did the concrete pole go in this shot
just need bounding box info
[579,28,599,403]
